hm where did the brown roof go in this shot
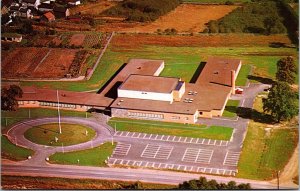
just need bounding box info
[99,58,164,97]
[197,57,241,86]
[119,74,179,93]
[43,12,55,20]
[19,86,113,107]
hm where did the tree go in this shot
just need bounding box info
[178,177,251,189]
[21,20,33,34]
[1,85,23,111]
[264,17,277,35]
[263,81,298,122]
[276,56,297,84]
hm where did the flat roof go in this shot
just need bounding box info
[119,74,179,93]
[111,83,231,115]
[99,58,164,97]
[19,86,113,107]
[196,57,241,86]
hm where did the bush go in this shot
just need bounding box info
[103,0,180,22]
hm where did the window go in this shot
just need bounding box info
[18,101,24,105]
[200,112,203,115]
[128,112,164,119]
[171,116,180,120]
[185,117,189,120]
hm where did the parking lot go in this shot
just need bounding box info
[109,138,239,176]
[114,131,229,146]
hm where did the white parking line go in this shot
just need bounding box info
[223,151,240,166]
[125,132,129,136]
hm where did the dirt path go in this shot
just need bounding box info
[270,144,299,188]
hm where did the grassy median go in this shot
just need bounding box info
[1,135,34,161]
[108,118,233,140]
[24,123,96,146]
[49,142,115,166]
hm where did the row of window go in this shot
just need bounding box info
[40,102,77,109]
[128,112,164,119]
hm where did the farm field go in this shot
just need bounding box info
[20,34,297,91]
[1,48,80,79]
[70,0,116,16]
[97,4,239,33]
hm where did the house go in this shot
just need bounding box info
[9,5,20,16]
[40,11,55,22]
[38,3,54,12]
[67,0,80,6]
[53,6,69,18]
[1,33,22,42]
[22,0,41,9]
[19,7,33,18]
[1,6,10,14]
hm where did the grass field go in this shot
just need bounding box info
[236,64,251,86]
[237,97,299,180]
[108,118,233,140]
[223,100,240,118]
[20,34,298,91]
[2,175,176,190]
[49,142,115,166]
[1,136,34,161]
[24,123,96,146]
[1,108,91,129]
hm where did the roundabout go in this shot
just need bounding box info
[24,123,96,146]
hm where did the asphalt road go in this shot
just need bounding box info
[2,163,296,189]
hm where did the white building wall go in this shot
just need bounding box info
[118,89,173,102]
[153,62,164,76]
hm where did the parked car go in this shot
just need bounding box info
[235,88,244,94]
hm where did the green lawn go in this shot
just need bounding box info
[222,100,240,118]
[108,118,233,140]
[1,108,91,129]
[49,142,115,166]
[236,64,251,86]
[237,97,299,180]
[24,123,96,146]
[1,135,34,161]
[20,42,298,91]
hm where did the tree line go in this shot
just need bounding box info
[103,0,181,22]
[205,1,288,34]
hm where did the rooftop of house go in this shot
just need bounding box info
[2,33,22,38]
[119,74,179,94]
[42,11,55,19]
[19,86,114,108]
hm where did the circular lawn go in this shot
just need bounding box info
[24,123,96,146]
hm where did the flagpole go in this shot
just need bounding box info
[57,90,62,134]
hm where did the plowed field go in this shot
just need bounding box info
[96,4,238,33]
[2,48,79,79]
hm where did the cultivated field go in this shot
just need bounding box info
[1,48,81,79]
[95,4,238,33]
[70,0,116,15]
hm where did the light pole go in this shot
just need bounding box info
[56,90,62,134]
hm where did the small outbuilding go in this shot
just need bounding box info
[1,33,23,42]
[40,11,55,22]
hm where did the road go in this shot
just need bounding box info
[2,163,296,189]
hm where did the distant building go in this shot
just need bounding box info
[40,11,55,22]
[53,6,69,18]
[18,57,242,124]
[22,0,41,9]
[38,3,54,12]
[1,33,22,42]
[19,7,33,18]
[66,0,80,6]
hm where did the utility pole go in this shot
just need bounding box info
[56,90,62,134]
[277,170,280,189]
